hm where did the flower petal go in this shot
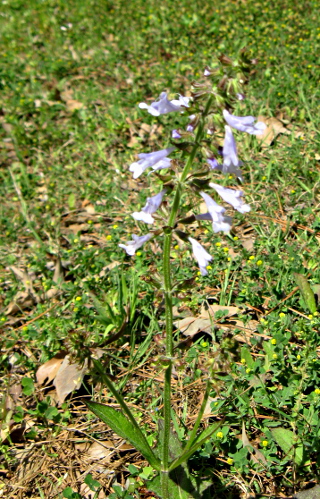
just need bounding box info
[188,237,213,276]
[209,182,251,214]
[223,109,266,135]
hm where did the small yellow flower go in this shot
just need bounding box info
[113,224,118,229]
[227,257,231,261]
[73,307,79,312]
[297,354,301,360]
[75,296,82,302]
[256,260,263,266]
[241,358,246,364]
[308,314,313,320]
[262,440,268,447]
[215,242,221,247]
[279,312,285,318]
[0,317,6,322]
[74,238,79,243]
[271,339,277,345]
[227,458,233,465]
[216,432,224,439]
[201,341,208,347]
[313,312,319,317]
[246,368,251,374]
[249,255,255,261]
[291,189,296,194]
[233,236,238,240]
[174,245,179,250]
[136,251,142,256]
[87,220,93,225]
[206,265,212,270]
[272,353,278,360]
[314,388,320,395]
[223,247,229,252]
[261,176,267,181]
[204,229,209,234]
[106,235,112,241]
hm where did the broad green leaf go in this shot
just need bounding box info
[271,427,304,466]
[85,401,160,470]
[67,193,76,209]
[293,273,317,314]
[147,470,200,499]
[240,347,255,369]
[169,420,223,472]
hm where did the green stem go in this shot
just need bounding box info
[160,94,214,498]
[184,378,211,451]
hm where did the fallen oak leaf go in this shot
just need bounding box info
[36,352,67,385]
[53,355,88,405]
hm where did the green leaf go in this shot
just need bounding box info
[84,473,100,491]
[85,401,160,470]
[168,420,223,472]
[271,427,305,466]
[21,377,34,396]
[147,471,199,499]
[240,347,255,369]
[67,193,76,209]
[293,273,317,314]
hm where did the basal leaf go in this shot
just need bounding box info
[293,273,317,314]
[85,401,160,469]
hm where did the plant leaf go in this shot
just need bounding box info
[271,427,305,466]
[168,420,223,472]
[85,401,160,470]
[293,273,317,314]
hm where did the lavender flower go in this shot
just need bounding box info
[132,189,166,224]
[129,147,175,179]
[196,192,232,233]
[139,92,190,117]
[188,237,213,276]
[209,182,251,214]
[222,126,243,181]
[172,129,182,139]
[118,233,152,256]
[223,109,266,135]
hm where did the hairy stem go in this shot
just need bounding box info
[160,94,214,497]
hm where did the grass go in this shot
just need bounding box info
[1,0,320,497]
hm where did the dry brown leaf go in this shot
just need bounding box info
[241,421,267,465]
[66,99,84,112]
[256,116,291,147]
[174,316,212,337]
[53,356,88,404]
[36,353,66,385]
[5,291,35,315]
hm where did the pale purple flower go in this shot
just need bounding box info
[119,233,152,256]
[209,182,251,214]
[222,126,243,181]
[186,114,196,133]
[207,158,221,171]
[172,129,182,139]
[223,109,266,135]
[129,147,175,179]
[236,93,245,101]
[203,67,212,76]
[196,192,232,233]
[188,237,213,276]
[139,92,190,117]
[132,189,166,224]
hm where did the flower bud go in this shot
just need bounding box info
[218,54,233,66]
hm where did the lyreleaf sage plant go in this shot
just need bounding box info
[86,51,266,499]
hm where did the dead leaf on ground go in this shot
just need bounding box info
[53,356,88,404]
[66,99,84,112]
[256,116,291,147]
[36,352,66,385]
[241,421,267,465]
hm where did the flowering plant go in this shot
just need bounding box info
[86,51,265,498]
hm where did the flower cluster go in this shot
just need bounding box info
[119,72,265,275]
